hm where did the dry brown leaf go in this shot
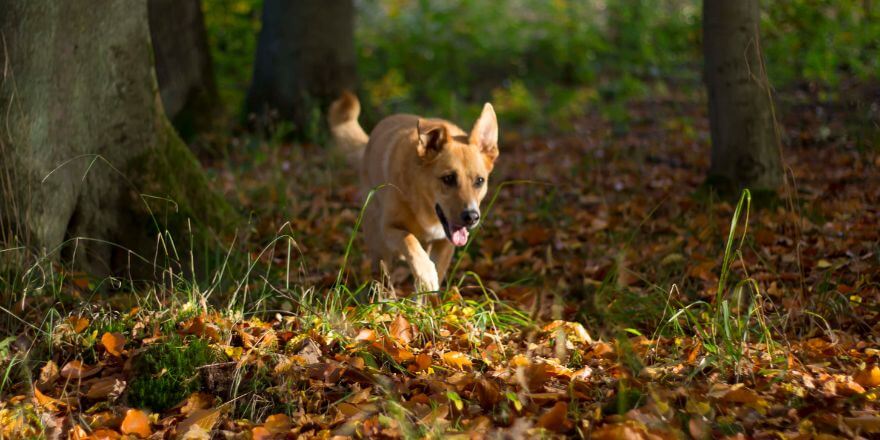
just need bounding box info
[536,401,572,433]
[101,332,126,356]
[120,409,152,438]
[33,384,70,411]
[180,392,216,415]
[38,361,59,388]
[176,408,223,437]
[60,360,101,380]
[843,416,880,433]
[441,351,472,370]
[390,314,413,345]
[86,376,125,399]
[591,421,650,440]
[414,353,432,371]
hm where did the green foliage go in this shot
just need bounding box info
[762,0,880,85]
[202,0,263,115]
[201,0,877,131]
[127,336,218,411]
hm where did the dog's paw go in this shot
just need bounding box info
[412,260,440,292]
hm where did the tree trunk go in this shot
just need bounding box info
[703,0,782,192]
[246,0,357,135]
[0,0,235,277]
[148,0,221,141]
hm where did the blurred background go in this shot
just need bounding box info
[200,0,878,140]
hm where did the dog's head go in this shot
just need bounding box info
[417,104,499,247]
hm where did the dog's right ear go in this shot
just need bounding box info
[417,119,448,159]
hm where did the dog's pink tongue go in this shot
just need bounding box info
[451,227,469,246]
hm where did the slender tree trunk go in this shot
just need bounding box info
[703,0,782,192]
[246,0,357,134]
[0,0,234,277]
[148,0,221,140]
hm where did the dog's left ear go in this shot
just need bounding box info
[470,103,499,162]
[417,119,448,159]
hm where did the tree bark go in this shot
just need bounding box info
[703,0,782,192]
[0,0,235,277]
[148,0,221,140]
[246,0,357,134]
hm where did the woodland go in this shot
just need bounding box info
[0,0,878,438]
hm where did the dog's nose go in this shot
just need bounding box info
[460,210,480,226]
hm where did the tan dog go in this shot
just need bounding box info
[328,92,499,292]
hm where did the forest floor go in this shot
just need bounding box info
[4,84,880,439]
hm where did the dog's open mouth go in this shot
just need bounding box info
[435,204,469,247]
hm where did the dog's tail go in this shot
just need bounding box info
[328,91,368,165]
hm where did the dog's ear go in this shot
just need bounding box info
[470,103,498,162]
[417,119,448,159]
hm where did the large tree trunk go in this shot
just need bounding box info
[703,0,782,192]
[246,0,356,134]
[148,0,221,141]
[0,0,234,277]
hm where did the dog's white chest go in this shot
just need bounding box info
[423,222,446,242]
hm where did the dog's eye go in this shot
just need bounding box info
[441,173,457,187]
[474,176,485,187]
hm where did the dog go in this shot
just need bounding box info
[328,92,499,292]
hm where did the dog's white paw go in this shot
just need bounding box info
[412,260,439,292]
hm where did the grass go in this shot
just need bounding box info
[655,190,785,379]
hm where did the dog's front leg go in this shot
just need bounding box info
[385,228,439,292]
[430,239,454,287]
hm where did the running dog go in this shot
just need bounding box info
[328,92,499,292]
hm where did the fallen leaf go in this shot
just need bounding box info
[68,316,90,333]
[263,414,290,434]
[854,365,880,388]
[33,384,71,411]
[414,353,432,371]
[86,376,125,399]
[536,401,572,433]
[441,351,472,370]
[38,361,59,387]
[101,332,126,356]
[390,314,413,345]
[844,416,880,433]
[355,328,377,342]
[176,408,223,437]
[120,409,151,438]
[60,360,101,379]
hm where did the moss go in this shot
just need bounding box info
[127,336,218,411]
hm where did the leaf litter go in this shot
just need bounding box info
[2,87,879,438]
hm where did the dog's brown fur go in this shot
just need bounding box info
[328,92,499,291]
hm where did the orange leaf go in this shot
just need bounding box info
[441,351,472,370]
[355,328,377,342]
[415,353,432,371]
[390,315,413,345]
[854,365,880,388]
[90,428,121,439]
[261,413,291,434]
[101,332,126,357]
[33,384,69,411]
[120,409,152,438]
[536,401,572,433]
[67,316,90,333]
[252,427,272,440]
